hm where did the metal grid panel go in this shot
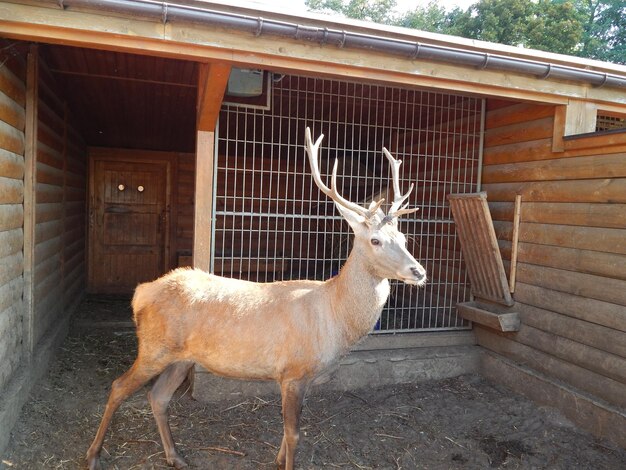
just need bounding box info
[213,74,483,332]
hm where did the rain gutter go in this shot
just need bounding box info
[54,0,626,90]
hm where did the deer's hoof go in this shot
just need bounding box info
[86,456,101,470]
[167,454,188,469]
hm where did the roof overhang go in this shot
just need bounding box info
[1,0,625,110]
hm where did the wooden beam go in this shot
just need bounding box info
[196,63,231,132]
[564,99,597,136]
[193,130,215,271]
[23,43,38,359]
[508,195,521,293]
[457,302,520,332]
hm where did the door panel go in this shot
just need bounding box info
[90,159,169,293]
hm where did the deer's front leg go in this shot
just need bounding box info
[276,380,306,470]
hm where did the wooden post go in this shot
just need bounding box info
[193,130,215,271]
[193,62,231,270]
[23,44,38,358]
[509,194,522,293]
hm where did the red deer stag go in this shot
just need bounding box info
[86,128,426,470]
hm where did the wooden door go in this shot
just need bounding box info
[89,159,169,293]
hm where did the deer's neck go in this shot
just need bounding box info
[328,249,390,347]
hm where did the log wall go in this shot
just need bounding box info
[480,99,626,443]
[0,53,26,392]
[32,57,87,345]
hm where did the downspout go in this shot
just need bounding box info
[55,0,626,90]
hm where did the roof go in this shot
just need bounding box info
[0,0,625,110]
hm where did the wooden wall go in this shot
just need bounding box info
[33,57,87,344]
[480,100,626,443]
[0,52,26,392]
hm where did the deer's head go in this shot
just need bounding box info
[304,128,427,286]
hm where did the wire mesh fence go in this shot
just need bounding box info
[213,74,483,332]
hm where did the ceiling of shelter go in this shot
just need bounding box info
[41,45,199,152]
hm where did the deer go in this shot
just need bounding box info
[86,128,427,470]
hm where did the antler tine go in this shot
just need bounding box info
[382,147,417,217]
[305,128,379,219]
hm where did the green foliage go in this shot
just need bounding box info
[305,0,397,23]
[305,0,625,64]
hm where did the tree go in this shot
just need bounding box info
[305,0,625,64]
[574,0,626,63]
[305,0,397,23]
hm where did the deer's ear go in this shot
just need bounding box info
[335,202,367,233]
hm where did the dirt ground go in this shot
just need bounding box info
[3,297,625,470]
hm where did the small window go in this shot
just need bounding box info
[596,112,626,132]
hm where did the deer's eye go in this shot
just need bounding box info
[371,238,381,246]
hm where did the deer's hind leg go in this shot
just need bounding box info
[148,361,194,468]
[86,353,169,470]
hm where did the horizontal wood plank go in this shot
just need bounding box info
[514,282,626,332]
[518,303,626,359]
[0,90,26,131]
[516,263,626,307]
[0,119,24,156]
[485,103,555,130]
[517,242,626,280]
[0,228,23,259]
[477,327,626,407]
[484,116,553,147]
[482,178,626,203]
[0,148,24,179]
[489,201,626,229]
[0,204,23,231]
[0,176,23,204]
[493,222,626,256]
[482,153,626,184]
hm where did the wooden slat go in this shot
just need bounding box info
[489,201,626,229]
[482,153,626,184]
[0,251,23,286]
[485,102,555,130]
[484,138,626,166]
[0,228,23,259]
[516,263,626,307]
[0,203,23,231]
[482,178,626,203]
[448,192,513,306]
[513,324,626,384]
[0,89,26,130]
[518,303,626,359]
[514,282,626,332]
[506,222,626,255]
[0,118,24,155]
[0,148,24,179]
[0,175,23,204]
[0,62,26,107]
[517,242,626,280]
[478,331,626,412]
[484,116,554,147]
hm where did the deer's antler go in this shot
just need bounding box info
[305,127,384,220]
[382,147,419,219]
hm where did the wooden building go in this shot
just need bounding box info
[0,0,624,453]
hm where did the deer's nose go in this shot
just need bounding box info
[411,266,426,281]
